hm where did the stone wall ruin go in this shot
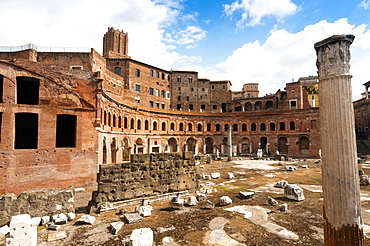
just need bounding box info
[92,152,198,206]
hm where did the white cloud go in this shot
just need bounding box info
[223,0,298,27]
[164,26,207,44]
[358,0,370,9]
[212,18,370,100]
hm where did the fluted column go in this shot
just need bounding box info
[315,35,364,245]
[227,126,232,161]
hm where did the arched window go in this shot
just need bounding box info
[251,123,256,131]
[118,116,122,128]
[207,123,211,131]
[270,122,275,131]
[130,119,135,129]
[188,123,193,131]
[280,122,286,130]
[124,117,128,128]
[108,112,111,126]
[255,101,262,110]
[179,123,184,131]
[242,123,247,131]
[197,124,202,131]
[216,124,221,131]
[233,123,238,131]
[224,124,229,131]
[290,121,295,130]
[137,119,141,130]
[162,122,166,131]
[145,120,149,130]
[189,104,194,110]
[103,111,107,125]
[113,114,116,127]
[170,122,175,131]
[260,123,266,131]
[153,121,158,130]
[245,102,253,111]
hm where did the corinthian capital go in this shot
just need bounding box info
[314,34,355,78]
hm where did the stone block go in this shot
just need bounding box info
[227,172,235,179]
[41,216,50,225]
[122,213,142,224]
[48,223,61,230]
[284,184,305,201]
[210,173,220,179]
[53,213,67,225]
[130,228,153,246]
[275,180,289,188]
[267,196,278,206]
[219,196,232,206]
[196,193,207,201]
[0,225,10,235]
[47,231,67,242]
[169,196,184,209]
[205,200,215,209]
[138,205,153,217]
[110,222,124,235]
[77,215,96,225]
[67,212,76,221]
[279,203,288,211]
[187,196,197,206]
[239,191,255,199]
[7,214,38,246]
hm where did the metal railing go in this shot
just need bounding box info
[0,43,90,53]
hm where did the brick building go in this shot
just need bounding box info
[0,27,321,195]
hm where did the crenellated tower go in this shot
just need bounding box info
[103,27,129,58]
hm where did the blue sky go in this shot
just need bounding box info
[1,0,370,99]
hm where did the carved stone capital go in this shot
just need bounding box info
[314,34,355,78]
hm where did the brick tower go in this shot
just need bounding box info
[103,27,129,58]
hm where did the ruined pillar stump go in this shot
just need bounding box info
[315,35,364,245]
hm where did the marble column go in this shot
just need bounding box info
[227,126,232,161]
[315,35,364,245]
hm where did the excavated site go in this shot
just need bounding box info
[3,156,369,246]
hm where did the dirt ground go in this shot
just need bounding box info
[36,158,370,246]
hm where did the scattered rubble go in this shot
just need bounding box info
[110,222,125,235]
[219,196,233,206]
[267,196,279,206]
[77,215,96,225]
[284,184,305,201]
[130,228,153,246]
[122,213,142,224]
[239,191,255,199]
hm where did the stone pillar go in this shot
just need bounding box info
[315,35,364,245]
[227,126,232,161]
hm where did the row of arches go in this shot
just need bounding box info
[101,110,301,132]
[100,135,311,164]
[234,100,275,112]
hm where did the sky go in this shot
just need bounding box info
[1,0,370,100]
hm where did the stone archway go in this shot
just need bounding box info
[278,137,288,154]
[186,137,197,154]
[136,138,144,154]
[122,137,130,161]
[299,136,310,155]
[240,137,251,155]
[111,138,117,163]
[205,137,214,154]
[168,137,177,152]
[102,137,107,164]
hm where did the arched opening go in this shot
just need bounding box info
[266,100,273,110]
[207,123,211,131]
[189,104,194,110]
[122,138,130,161]
[114,67,121,75]
[240,137,250,154]
[130,118,135,129]
[124,117,128,128]
[102,138,107,164]
[136,138,144,154]
[145,120,149,130]
[299,136,310,155]
[245,102,253,111]
[270,122,275,131]
[103,111,107,125]
[242,123,247,131]
[251,123,256,131]
[137,119,142,130]
[197,123,202,131]
[205,137,214,154]
[224,124,229,131]
[235,103,242,111]
[168,137,177,152]
[280,122,286,130]
[233,123,238,131]
[153,121,158,130]
[111,138,117,163]
[108,112,111,126]
[260,123,266,131]
[290,121,295,130]
[186,137,197,153]
[255,101,262,110]
[113,114,116,127]
[260,137,267,153]
[188,123,193,131]
[221,137,228,154]
[278,137,288,154]
[118,116,122,128]
[216,124,221,131]
[162,122,166,131]
[170,122,175,131]
[179,123,184,131]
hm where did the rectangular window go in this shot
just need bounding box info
[177,104,181,110]
[135,84,140,92]
[161,90,165,97]
[162,73,165,80]
[156,103,159,108]
[150,70,153,77]
[161,103,165,109]
[156,89,159,96]
[17,77,39,105]
[188,77,193,83]
[56,114,76,148]
[186,96,189,101]
[156,71,159,78]
[177,77,181,82]
[166,92,170,99]
[200,96,203,99]
[202,88,205,92]
[177,96,181,101]
[290,100,297,109]
[136,69,140,77]
[211,85,215,90]
[149,88,154,95]
[191,88,194,91]
[150,101,154,107]
[178,87,181,91]
[213,105,217,110]
[15,113,38,149]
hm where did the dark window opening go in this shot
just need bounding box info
[56,114,76,148]
[270,122,275,131]
[290,121,295,130]
[207,123,211,131]
[251,123,256,131]
[0,75,3,103]
[188,123,192,131]
[136,69,140,77]
[233,124,238,131]
[260,123,266,131]
[224,124,229,131]
[15,113,38,149]
[177,104,181,110]
[179,123,184,131]
[280,122,286,130]
[197,124,202,131]
[216,124,220,131]
[17,77,39,105]
[242,123,247,131]
[114,67,121,75]
[189,104,193,110]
